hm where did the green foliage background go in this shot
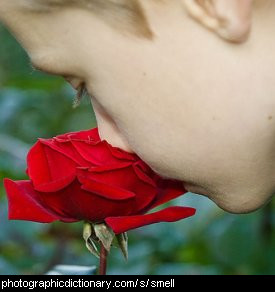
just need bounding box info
[0,24,274,275]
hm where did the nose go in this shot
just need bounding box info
[91,97,134,153]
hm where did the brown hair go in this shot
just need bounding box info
[20,0,154,38]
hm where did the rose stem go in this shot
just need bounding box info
[99,242,108,275]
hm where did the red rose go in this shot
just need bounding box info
[4,128,195,234]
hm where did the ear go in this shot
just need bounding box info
[182,0,253,43]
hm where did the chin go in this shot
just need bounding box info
[207,194,271,214]
[184,183,272,214]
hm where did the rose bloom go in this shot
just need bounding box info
[4,128,195,234]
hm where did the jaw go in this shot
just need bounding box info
[188,185,274,214]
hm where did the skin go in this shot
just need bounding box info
[0,0,275,213]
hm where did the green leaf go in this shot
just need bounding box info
[83,222,99,258]
[116,233,128,261]
[83,222,92,242]
[94,223,115,253]
[86,238,100,258]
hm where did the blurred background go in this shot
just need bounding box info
[0,24,274,275]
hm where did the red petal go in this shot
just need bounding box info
[132,162,156,187]
[72,140,120,165]
[40,139,89,166]
[41,180,135,221]
[27,141,76,192]
[33,173,76,193]
[77,167,156,212]
[78,175,136,201]
[105,206,196,234]
[106,143,137,161]
[55,128,100,142]
[3,179,71,223]
[148,178,187,210]
[87,162,133,172]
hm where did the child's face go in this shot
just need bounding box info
[1,1,275,213]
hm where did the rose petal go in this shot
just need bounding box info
[77,169,136,201]
[80,179,136,201]
[148,178,187,210]
[41,180,135,221]
[55,128,100,142]
[3,179,74,223]
[27,141,76,192]
[36,128,102,166]
[33,173,76,193]
[77,167,156,212]
[132,162,156,187]
[40,139,89,166]
[87,162,133,172]
[72,140,120,165]
[105,206,196,234]
[106,143,138,161]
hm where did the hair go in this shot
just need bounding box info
[19,0,154,39]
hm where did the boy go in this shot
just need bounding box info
[0,0,274,213]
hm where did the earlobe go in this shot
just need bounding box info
[182,0,253,43]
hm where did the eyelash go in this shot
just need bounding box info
[73,83,88,108]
